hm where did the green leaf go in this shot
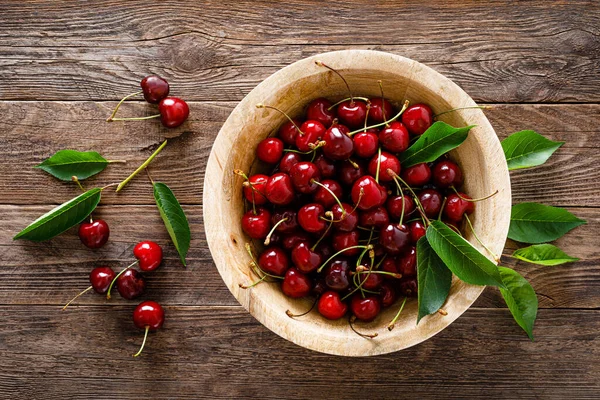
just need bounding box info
[416,236,453,323]
[399,121,474,167]
[513,244,579,266]
[498,267,538,340]
[153,182,191,266]
[501,130,563,170]
[509,203,586,244]
[35,150,109,181]
[14,188,102,241]
[426,220,504,287]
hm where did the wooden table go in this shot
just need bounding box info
[1,1,598,398]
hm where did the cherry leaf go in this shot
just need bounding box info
[512,244,579,266]
[498,267,538,340]
[509,203,586,244]
[501,130,563,170]
[416,236,452,323]
[154,182,191,266]
[36,150,109,181]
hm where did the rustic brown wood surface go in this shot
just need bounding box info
[0,0,598,398]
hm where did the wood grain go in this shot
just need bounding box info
[0,306,599,399]
[0,1,598,102]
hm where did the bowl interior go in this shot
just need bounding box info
[204,50,511,356]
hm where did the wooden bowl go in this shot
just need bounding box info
[203,50,511,356]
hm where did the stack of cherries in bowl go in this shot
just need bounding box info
[238,93,474,325]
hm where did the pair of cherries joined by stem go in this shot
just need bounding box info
[106,75,189,128]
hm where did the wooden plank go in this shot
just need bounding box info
[1,101,599,206]
[0,306,598,399]
[1,205,596,308]
[0,1,598,102]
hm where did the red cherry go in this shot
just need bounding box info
[401,163,432,187]
[324,259,351,291]
[289,162,321,194]
[337,100,368,128]
[332,230,360,256]
[306,98,336,127]
[386,195,415,220]
[256,137,284,164]
[313,154,336,178]
[339,160,366,186]
[116,269,146,300]
[359,206,390,229]
[78,219,110,249]
[401,103,433,135]
[378,121,410,153]
[368,97,394,124]
[353,132,379,158]
[265,173,295,205]
[296,120,326,152]
[278,153,302,174]
[408,220,427,243]
[271,209,298,234]
[278,118,303,145]
[397,246,416,277]
[133,300,164,330]
[399,277,418,297]
[318,291,348,320]
[323,124,354,160]
[242,174,268,205]
[358,268,384,290]
[351,176,388,210]
[368,151,401,182]
[379,282,397,307]
[158,97,189,128]
[133,241,163,272]
[351,294,381,322]
[315,242,334,259]
[291,242,322,273]
[281,268,312,298]
[418,189,443,218]
[241,207,272,239]
[258,246,290,276]
[443,193,474,221]
[382,257,399,278]
[89,266,116,294]
[312,179,343,209]
[140,75,169,104]
[432,160,463,188]
[331,203,358,232]
[297,203,327,233]
[281,230,311,251]
[379,223,410,255]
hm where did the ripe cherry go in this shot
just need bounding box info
[90,266,117,294]
[357,268,384,290]
[297,203,327,233]
[281,268,312,298]
[324,259,351,291]
[278,118,303,145]
[401,163,432,187]
[351,294,381,322]
[241,207,272,239]
[256,137,284,164]
[331,203,358,232]
[312,179,343,209]
[140,75,169,104]
[339,160,366,186]
[351,176,388,210]
[418,189,443,218]
[290,162,321,194]
[158,97,189,128]
[306,98,335,127]
[133,241,163,272]
[259,246,290,276]
[323,124,354,160]
[337,100,368,128]
[408,220,427,243]
[382,257,399,278]
[359,206,390,229]
[278,153,302,174]
[79,219,110,249]
[368,97,393,124]
[265,173,295,205]
[271,209,298,234]
[386,195,415,220]
[291,242,322,273]
[432,160,463,188]
[379,223,410,255]
[378,121,410,153]
[281,230,311,251]
[379,282,397,307]
[368,151,401,182]
[397,246,416,277]
[313,154,336,178]
[353,132,379,158]
[132,300,164,357]
[296,120,326,152]
[116,269,146,300]
[332,230,360,256]
[401,103,433,135]
[242,174,268,205]
[444,193,474,221]
[318,291,348,320]
[399,277,418,297]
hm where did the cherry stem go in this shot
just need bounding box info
[109,114,161,122]
[100,182,120,191]
[244,243,284,280]
[464,214,500,263]
[349,315,378,339]
[106,90,143,122]
[343,249,375,301]
[363,102,371,131]
[71,176,85,192]
[351,270,402,279]
[116,140,167,192]
[317,245,372,273]
[256,104,303,134]
[387,297,408,331]
[145,167,155,185]
[398,179,406,226]
[235,169,258,214]
[310,179,345,216]
[451,186,499,202]
[389,171,431,225]
[107,160,127,164]
[311,216,333,251]
[433,105,492,119]
[239,273,268,289]
[106,260,139,300]
[438,197,447,221]
[264,217,288,246]
[62,285,93,311]
[327,96,370,111]
[315,60,354,104]
[132,326,150,357]
[375,147,382,184]
[377,80,390,127]
[348,100,409,136]
[286,297,318,318]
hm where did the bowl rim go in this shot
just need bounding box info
[203,49,511,356]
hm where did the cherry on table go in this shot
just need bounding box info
[401,163,432,187]
[368,151,401,182]
[140,75,169,104]
[318,291,348,320]
[62,266,117,310]
[79,219,110,249]
[241,207,272,239]
[259,246,290,276]
[265,173,295,205]
[401,103,433,135]
[116,269,146,300]
[132,300,165,357]
[378,121,410,153]
[281,268,313,298]
[306,98,336,127]
[351,294,381,322]
[432,160,463,188]
[133,241,163,272]
[353,132,379,158]
[158,97,189,128]
[256,137,284,164]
